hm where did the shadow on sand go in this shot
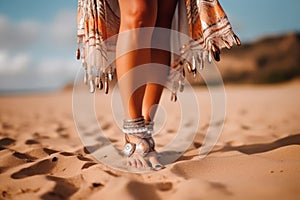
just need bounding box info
[216,133,300,155]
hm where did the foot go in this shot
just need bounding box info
[122,117,164,171]
[126,150,164,171]
[125,135,164,171]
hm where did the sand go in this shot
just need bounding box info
[0,81,300,200]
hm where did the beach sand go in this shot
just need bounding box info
[0,81,300,200]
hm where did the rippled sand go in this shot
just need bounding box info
[0,81,300,200]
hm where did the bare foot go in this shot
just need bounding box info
[126,151,164,170]
[123,124,164,171]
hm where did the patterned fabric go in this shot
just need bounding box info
[188,0,240,48]
[76,0,240,97]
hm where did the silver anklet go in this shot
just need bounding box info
[123,118,155,157]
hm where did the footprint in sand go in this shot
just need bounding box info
[81,162,98,169]
[92,182,104,189]
[155,182,173,191]
[101,123,111,131]
[40,176,78,200]
[193,141,202,148]
[60,152,74,156]
[12,151,37,162]
[240,124,251,130]
[1,122,14,130]
[167,129,175,134]
[55,124,69,138]
[11,158,57,179]
[83,144,103,154]
[0,149,40,174]
[43,148,59,155]
[0,137,15,148]
[77,155,94,162]
[25,139,40,145]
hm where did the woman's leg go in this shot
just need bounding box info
[116,0,158,168]
[142,0,178,121]
[141,0,179,169]
[116,0,157,119]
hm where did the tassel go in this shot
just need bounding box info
[234,34,241,46]
[98,78,103,90]
[104,75,109,94]
[191,54,197,77]
[191,55,196,71]
[95,76,100,88]
[76,48,80,60]
[179,79,185,92]
[84,70,88,85]
[196,52,204,70]
[192,68,197,78]
[89,79,95,93]
[212,44,220,62]
[108,72,113,81]
[171,92,177,102]
[184,61,192,73]
[222,38,231,49]
[208,51,212,63]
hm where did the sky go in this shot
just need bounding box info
[0,0,300,93]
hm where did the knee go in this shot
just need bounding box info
[121,6,156,29]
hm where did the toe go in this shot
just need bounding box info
[135,158,143,168]
[148,151,164,170]
[127,158,136,167]
[153,164,164,171]
[126,160,131,167]
[139,157,149,168]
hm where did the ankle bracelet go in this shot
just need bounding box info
[122,117,147,137]
[122,117,155,157]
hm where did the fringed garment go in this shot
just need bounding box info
[76,0,240,99]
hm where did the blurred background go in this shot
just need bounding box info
[0,0,300,93]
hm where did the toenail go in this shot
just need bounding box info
[154,164,163,170]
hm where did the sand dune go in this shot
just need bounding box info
[0,81,300,199]
[186,32,300,84]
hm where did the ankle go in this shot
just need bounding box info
[122,117,155,157]
[122,117,147,137]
